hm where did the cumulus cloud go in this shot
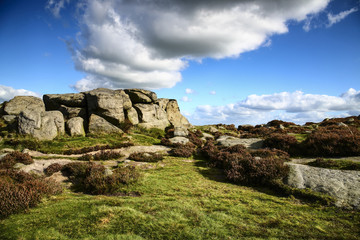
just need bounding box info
[0,85,40,103]
[63,0,330,91]
[46,0,70,18]
[181,96,192,102]
[327,7,358,27]
[190,89,360,125]
[185,88,195,94]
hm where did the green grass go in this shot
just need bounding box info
[307,158,360,171]
[292,133,308,142]
[1,157,359,240]
[129,133,161,146]
[0,134,130,154]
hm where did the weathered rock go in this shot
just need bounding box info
[286,163,360,209]
[166,99,191,128]
[207,126,219,134]
[126,107,139,125]
[86,88,125,126]
[125,89,157,103]
[134,103,170,130]
[4,96,45,115]
[59,105,87,120]
[18,110,64,140]
[66,117,85,136]
[117,90,132,110]
[43,93,86,110]
[2,115,16,123]
[216,135,263,149]
[174,126,188,137]
[88,114,123,134]
[156,98,170,111]
[201,132,214,141]
[169,137,189,145]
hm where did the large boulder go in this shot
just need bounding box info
[86,88,125,126]
[58,105,87,120]
[117,90,132,110]
[124,89,157,103]
[286,163,360,210]
[88,114,123,134]
[66,117,85,137]
[133,103,170,130]
[216,136,263,149]
[43,93,86,110]
[165,99,191,128]
[4,96,45,116]
[18,110,65,140]
[126,107,139,125]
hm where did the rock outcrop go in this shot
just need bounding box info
[1,88,191,140]
[286,163,360,210]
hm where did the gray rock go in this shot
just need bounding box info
[59,105,87,120]
[286,163,360,209]
[66,117,85,137]
[43,93,86,110]
[126,107,139,125]
[117,90,132,110]
[169,137,189,145]
[174,127,188,137]
[134,103,170,130]
[125,89,157,103]
[207,126,219,134]
[201,132,214,141]
[2,115,17,123]
[88,114,123,134]
[13,162,26,169]
[165,99,191,128]
[86,88,125,126]
[156,98,170,111]
[4,96,45,115]
[216,136,263,149]
[18,110,65,140]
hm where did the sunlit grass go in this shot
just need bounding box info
[1,157,358,240]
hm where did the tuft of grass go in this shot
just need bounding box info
[130,134,161,146]
[0,157,359,240]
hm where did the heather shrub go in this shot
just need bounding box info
[128,152,164,162]
[199,139,219,162]
[62,162,141,195]
[78,153,93,161]
[251,148,290,161]
[170,143,196,158]
[0,151,33,169]
[44,163,63,176]
[187,131,203,147]
[0,170,62,218]
[165,126,175,138]
[302,126,360,157]
[160,137,173,146]
[263,133,299,155]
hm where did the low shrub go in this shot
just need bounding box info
[170,143,196,158]
[78,153,93,161]
[302,126,360,157]
[250,148,290,161]
[62,163,141,195]
[307,158,360,171]
[44,163,63,176]
[263,133,299,155]
[128,152,164,162]
[160,137,173,146]
[0,151,33,169]
[187,131,203,147]
[0,169,62,218]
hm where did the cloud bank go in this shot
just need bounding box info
[0,85,40,103]
[62,0,330,91]
[191,88,360,125]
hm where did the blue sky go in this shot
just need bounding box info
[0,0,359,125]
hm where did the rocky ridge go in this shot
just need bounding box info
[0,88,191,140]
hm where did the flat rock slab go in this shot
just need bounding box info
[286,163,360,209]
[216,136,263,149]
[19,159,77,175]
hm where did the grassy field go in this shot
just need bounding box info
[1,157,359,240]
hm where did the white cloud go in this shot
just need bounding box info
[46,0,70,18]
[190,89,360,125]
[327,7,358,27]
[185,88,195,94]
[65,0,330,91]
[181,96,192,102]
[0,85,40,103]
[210,91,216,95]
